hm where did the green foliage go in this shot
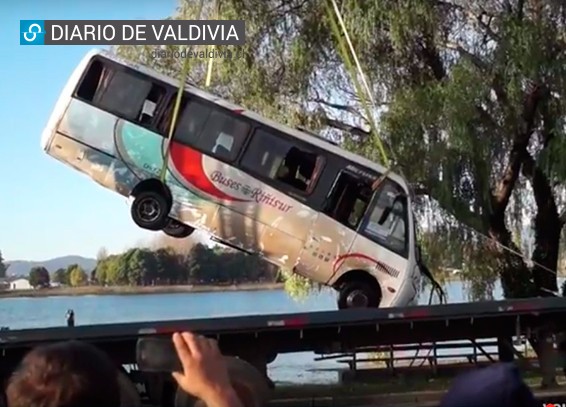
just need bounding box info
[92,244,279,286]
[0,251,6,279]
[69,265,88,287]
[28,266,50,288]
[277,269,313,301]
[52,268,69,285]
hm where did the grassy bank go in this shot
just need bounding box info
[0,282,285,298]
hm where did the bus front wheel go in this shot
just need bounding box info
[163,218,195,239]
[131,190,170,231]
[337,281,381,309]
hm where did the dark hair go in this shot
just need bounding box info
[6,340,121,407]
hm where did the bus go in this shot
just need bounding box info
[41,49,424,310]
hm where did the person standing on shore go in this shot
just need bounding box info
[66,309,75,327]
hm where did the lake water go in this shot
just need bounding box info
[1,279,560,384]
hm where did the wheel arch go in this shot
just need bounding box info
[131,178,172,207]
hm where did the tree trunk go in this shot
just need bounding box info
[487,139,534,298]
[522,153,560,296]
[522,153,560,387]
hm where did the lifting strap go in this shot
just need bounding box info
[159,55,192,183]
[324,0,389,168]
[159,0,207,182]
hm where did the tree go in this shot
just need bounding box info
[0,251,6,279]
[28,266,50,288]
[53,268,69,285]
[69,265,88,287]
[96,246,108,262]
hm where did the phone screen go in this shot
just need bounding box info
[136,337,183,373]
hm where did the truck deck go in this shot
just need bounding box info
[2,296,566,357]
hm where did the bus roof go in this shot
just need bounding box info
[80,48,410,192]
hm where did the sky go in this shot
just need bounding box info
[0,0,181,261]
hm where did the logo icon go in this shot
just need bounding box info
[20,20,45,45]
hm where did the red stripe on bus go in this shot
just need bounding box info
[169,143,248,202]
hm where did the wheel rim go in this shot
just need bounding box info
[346,290,369,308]
[136,196,162,223]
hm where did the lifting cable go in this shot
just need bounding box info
[159,0,206,183]
[205,0,221,87]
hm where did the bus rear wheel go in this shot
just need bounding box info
[163,218,195,239]
[337,281,381,309]
[131,190,170,231]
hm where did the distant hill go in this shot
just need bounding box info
[5,256,97,277]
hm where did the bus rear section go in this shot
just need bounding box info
[41,51,149,199]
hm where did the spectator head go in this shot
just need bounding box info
[440,362,537,407]
[6,340,121,407]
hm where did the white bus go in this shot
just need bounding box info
[41,49,425,309]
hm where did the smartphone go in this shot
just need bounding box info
[136,337,183,373]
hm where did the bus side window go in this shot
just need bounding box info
[75,59,165,126]
[361,181,408,257]
[322,172,372,229]
[173,100,249,162]
[197,110,250,161]
[173,99,212,146]
[241,129,322,193]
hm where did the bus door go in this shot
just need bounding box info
[346,178,411,301]
[295,170,374,281]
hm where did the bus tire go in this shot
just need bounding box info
[337,280,381,309]
[163,218,195,239]
[174,357,272,407]
[131,190,171,231]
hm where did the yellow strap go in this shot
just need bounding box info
[324,0,390,169]
[328,0,375,105]
[159,55,192,182]
[159,0,206,182]
[205,1,221,87]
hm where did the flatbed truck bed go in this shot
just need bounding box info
[2,296,566,406]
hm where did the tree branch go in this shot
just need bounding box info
[445,42,489,71]
[491,83,547,214]
[323,117,369,138]
[310,98,359,115]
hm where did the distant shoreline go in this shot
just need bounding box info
[0,282,285,298]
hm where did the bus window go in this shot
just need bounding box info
[241,129,322,193]
[361,180,408,257]
[75,59,165,125]
[322,171,372,229]
[197,110,250,161]
[173,99,250,161]
[173,100,211,145]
